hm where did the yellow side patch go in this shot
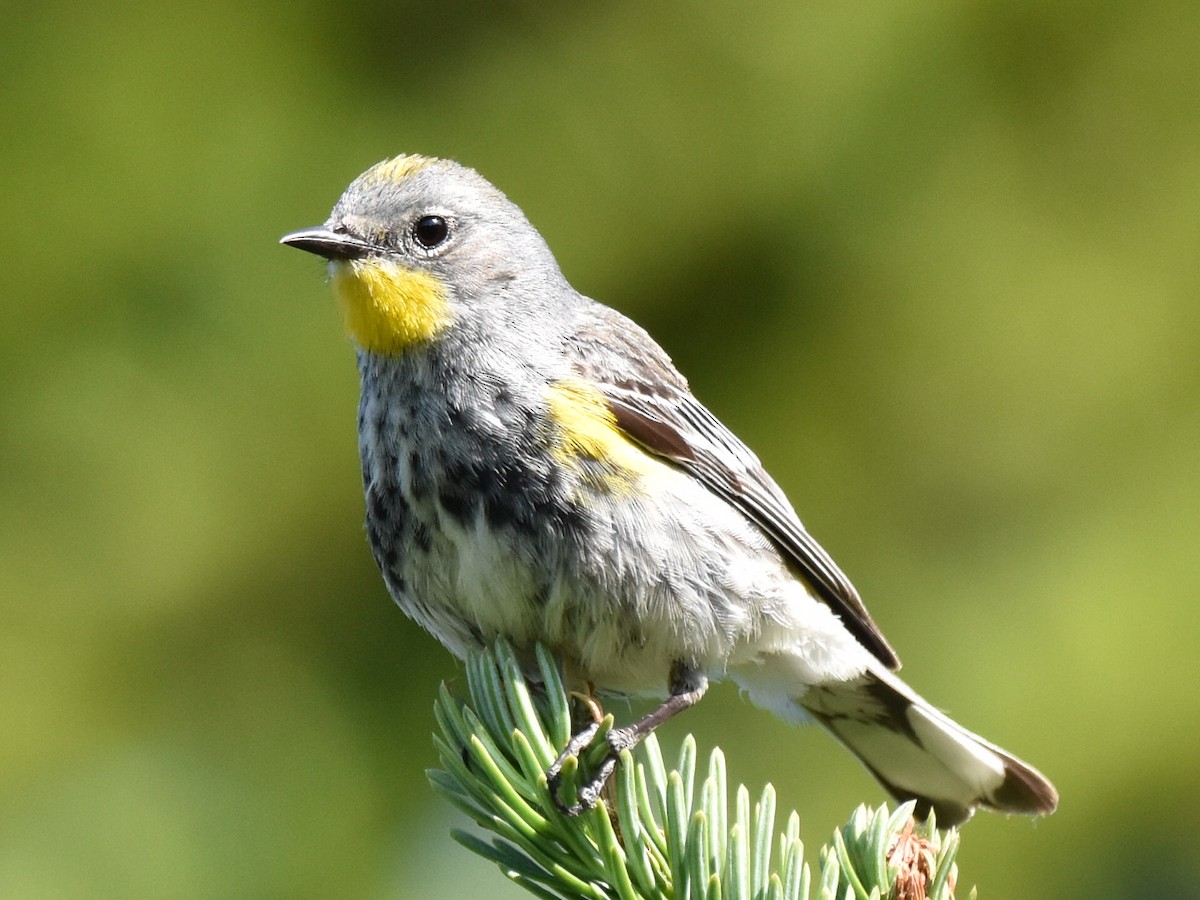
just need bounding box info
[362,154,436,186]
[332,259,451,355]
[546,380,653,493]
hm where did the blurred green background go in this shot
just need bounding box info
[3,2,1198,897]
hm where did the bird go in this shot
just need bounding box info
[281,154,1058,825]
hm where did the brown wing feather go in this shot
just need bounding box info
[569,312,900,670]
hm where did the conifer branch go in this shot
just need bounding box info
[429,640,971,900]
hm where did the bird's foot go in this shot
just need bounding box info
[546,717,636,816]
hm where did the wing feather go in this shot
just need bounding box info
[569,312,900,670]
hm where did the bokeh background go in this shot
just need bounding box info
[3,2,1198,897]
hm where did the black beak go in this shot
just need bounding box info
[279,228,371,261]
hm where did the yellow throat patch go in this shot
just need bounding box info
[331,259,451,355]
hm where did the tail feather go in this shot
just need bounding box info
[799,666,1058,826]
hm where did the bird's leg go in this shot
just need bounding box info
[548,663,708,815]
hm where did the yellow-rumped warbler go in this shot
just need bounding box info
[281,154,1057,825]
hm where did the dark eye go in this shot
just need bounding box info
[413,215,449,249]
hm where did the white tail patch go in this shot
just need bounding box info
[733,656,1057,825]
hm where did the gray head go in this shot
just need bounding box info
[281,155,570,355]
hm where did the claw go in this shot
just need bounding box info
[547,721,632,816]
[546,667,709,816]
[574,754,618,811]
[568,689,604,725]
[546,721,600,814]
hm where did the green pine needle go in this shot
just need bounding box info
[428,640,967,900]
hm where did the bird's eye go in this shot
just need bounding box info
[413,215,450,249]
